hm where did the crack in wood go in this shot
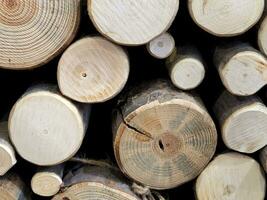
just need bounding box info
[117,107,153,140]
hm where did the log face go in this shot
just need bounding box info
[0,122,16,175]
[223,105,267,153]
[31,168,63,197]
[0,0,80,69]
[167,46,205,90]
[214,91,267,153]
[8,85,90,166]
[188,0,264,36]
[147,33,175,59]
[58,36,129,103]
[196,152,266,200]
[53,166,140,200]
[88,0,179,45]
[214,44,267,96]
[113,81,217,189]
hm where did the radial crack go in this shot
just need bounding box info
[117,108,153,140]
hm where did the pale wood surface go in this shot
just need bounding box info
[87,0,179,45]
[166,46,205,90]
[258,4,267,56]
[58,36,129,103]
[0,122,16,176]
[53,166,140,200]
[0,173,30,200]
[8,84,90,166]
[113,80,217,189]
[31,164,64,197]
[0,0,80,70]
[260,146,267,173]
[188,0,264,36]
[196,152,266,200]
[147,32,175,59]
[214,43,267,96]
[214,91,267,153]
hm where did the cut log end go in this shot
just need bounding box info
[113,80,217,189]
[53,166,139,200]
[88,0,179,45]
[196,152,266,200]
[0,122,16,176]
[188,0,264,36]
[147,33,175,59]
[258,16,267,56]
[0,145,16,176]
[167,46,205,90]
[170,58,205,90]
[214,44,267,96]
[58,36,129,103]
[53,182,138,200]
[8,85,90,166]
[223,105,267,153]
[214,91,267,153]
[0,0,80,69]
[31,172,62,197]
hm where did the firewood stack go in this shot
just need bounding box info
[0,0,266,199]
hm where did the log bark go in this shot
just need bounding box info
[196,152,266,200]
[166,46,205,90]
[87,0,179,45]
[8,84,90,166]
[188,0,264,36]
[0,122,16,176]
[258,4,267,56]
[214,43,267,96]
[31,164,64,197]
[0,173,31,200]
[214,91,267,153]
[260,146,267,173]
[52,166,140,200]
[112,80,217,189]
[0,0,80,70]
[57,36,130,103]
[147,32,175,59]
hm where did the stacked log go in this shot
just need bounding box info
[53,166,140,200]
[87,0,179,45]
[147,33,175,59]
[0,173,30,199]
[196,152,266,200]
[214,43,267,96]
[0,0,80,69]
[8,84,90,166]
[57,36,130,103]
[112,80,217,189]
[0,0,267,199]
[214,91,267,153]
[166,46,205,90]
[31,165,64,197]
[188,0,264,36]
[0,122,16,176]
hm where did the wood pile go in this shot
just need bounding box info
[0,0,266,199]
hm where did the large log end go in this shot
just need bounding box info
[188,0,264,36]
[196,152,266,200]
[58,36,129,103]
